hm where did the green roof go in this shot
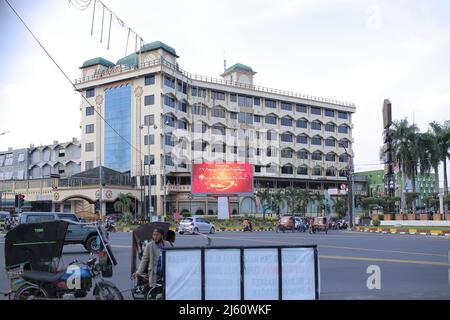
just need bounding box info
[222,63,255,75]
[116,52,139,66]
[80,57,115,69]
[140,41,178,57]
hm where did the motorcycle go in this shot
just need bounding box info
[4,220,123,300]
[104,218,116,233]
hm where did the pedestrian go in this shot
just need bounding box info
[132,228,171,285]
[166,230,176,247]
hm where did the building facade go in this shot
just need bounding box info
[76,41,356,217]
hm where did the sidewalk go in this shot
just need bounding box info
[355,226,450,237]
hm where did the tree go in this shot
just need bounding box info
[313,193,325,215]
[429,121,450,219]
[284,187,298,216]
[256,188,271,219]
[271,189,285,218]
[332,197,348,219]
[294,189,312,216]
[392,119,420,212]
[114,193,136,219]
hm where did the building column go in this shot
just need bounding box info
[59,202,64,212]
[205,197,209,216]
[51,202,56,212]
[101,201,106,218]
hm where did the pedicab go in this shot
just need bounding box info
[4,220,123,300]
[276,215,296,233]
[309,216,329,234]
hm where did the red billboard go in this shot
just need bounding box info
[192,162,253,195]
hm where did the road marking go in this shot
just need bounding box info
[110,244,132,248]
[320,255,450,267]
[211,235,448,258]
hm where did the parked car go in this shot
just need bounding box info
[19,212,104,252]
[0,211,11,231]
[178,217,216,234]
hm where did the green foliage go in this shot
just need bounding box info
[333,198,348,219]
[372,219,380,227]
[182,212,191,218]
[114,193,135,215]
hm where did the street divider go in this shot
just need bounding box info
[355,226,450,237]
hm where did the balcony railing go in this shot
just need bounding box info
[75,58,355,108]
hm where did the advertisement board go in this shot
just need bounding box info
[192,162,253,196]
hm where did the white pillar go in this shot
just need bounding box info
[439,193,444,215]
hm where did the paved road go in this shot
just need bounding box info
[1,230,450,299]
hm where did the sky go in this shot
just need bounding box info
[0,0,449,186]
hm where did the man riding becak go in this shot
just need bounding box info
[132,228,171,285]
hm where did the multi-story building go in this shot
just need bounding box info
[75,41,356,217]
[0,139,81,181]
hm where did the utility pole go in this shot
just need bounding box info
[340,143,354,229]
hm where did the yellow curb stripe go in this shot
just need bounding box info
[320,255,450,267]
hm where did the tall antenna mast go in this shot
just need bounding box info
[223,50,227,72]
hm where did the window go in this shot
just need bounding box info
[238,147,252,158]
[297,135,308,144]
[192,122,208,133]
[311,121,322,130]
[178,160,187,168]
[297,150,308,160]
[165,154,174,166]
[144,155,155,165]
[191,87,198,96]
[85,161,94,170]
[145,74,155,85]
[265,114,277,125]
[18,153,25,162]
[212,91,225,101]
[197,88,207,98]
[281,148,293,158]
[85,124,94,134]
[231,146,238,154]
[85,142,94,152]
[339,140,349,148]
[256,148,261,156]
[255,165,261,173]
[144,135,154,145]
[282,165,294,174]
[212,143,226,153]
[311,107,321,115]
[230,112,237,120]
[254,115,261,123]
[311,137,322,146]
[325,138,336,147]
[212,107,226,118]
[165,134,175,146]
[192,104,207,116]
[281,133,293,142]
[254,97,260,106]
[86,88,95,98]
[144,114,155,126]
[339,154,349,163]
[265,99,276,108]
[267,131,277,141]
[164,96,175,108]
[339,169,348,177]
[281,102,292,111]
[164,115,175,127]
[281,117,293,127]
[238,95,253,107]
[238,112,253,124]
[325,123,335,132]
[326,153,336,162]
[312,152,322,161]
[296,104,307,113]
[191,141,208,151]
[144,95,155,106]
[297,166,308,175]
[325,109,335,117]
[177,80,182,92]
[178,121,187,130]
[312,167,322,176]
[164,75,175,88]
[338,125,349,134]
[86,106,95,116]
[212,125,226,136]
[183,83,187,94]
[230,94,237,102]
[326,168,336,177]
[4,154,13,166]
[296,119,308,129]
[338,111,348,119]
[266,147,276,157]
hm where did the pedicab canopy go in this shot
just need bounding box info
[131,222,171,275]
[5,221,69,272]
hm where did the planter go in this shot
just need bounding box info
[371,213,380,221]
[384,214,392,221]
[395,213,404,221]
[433,213,442,221]
[407,214,416,221]
[420,213,429,221]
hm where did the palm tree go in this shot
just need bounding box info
[256,188,271,219]
[392,119,419,212]
[332,197,348,219]
[271,189,285,218]
[284,187,298,216]
[114,192,136,219]
[294,189,312,217]
[313,193,325,215]
[429,121,450,219]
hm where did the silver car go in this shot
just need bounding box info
[178,217,216,234]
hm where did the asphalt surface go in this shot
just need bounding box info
[1,230,450,300]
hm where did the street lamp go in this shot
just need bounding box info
[163,119,170,221]
[339,142,354,229]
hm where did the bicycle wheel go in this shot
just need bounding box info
[145,285,163,300]
[14,285,48,300]
[93,281,124,300]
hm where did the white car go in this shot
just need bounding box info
[178,217,216,234]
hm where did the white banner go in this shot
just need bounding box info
[244,248,279,300]
[205,249,241,300]
[165,250,202,300]
[217,196,230,220]
[281,248,316,300]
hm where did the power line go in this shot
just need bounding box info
[5,0,144,160]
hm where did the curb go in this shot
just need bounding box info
[355,227,450,237]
